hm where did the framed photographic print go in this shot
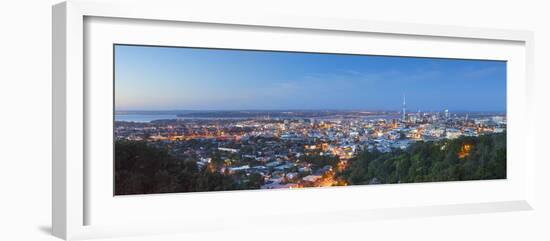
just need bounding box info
[52,0,535,240]
[113,44,507,194]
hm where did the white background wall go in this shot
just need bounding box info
[0,0,548,240]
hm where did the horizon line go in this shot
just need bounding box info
[115,109,507,113]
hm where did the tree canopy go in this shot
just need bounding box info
[115,140,263,195]
[337,133,506,185]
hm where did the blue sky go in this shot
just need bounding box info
[114,45,506,112]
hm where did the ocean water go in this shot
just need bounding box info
[115,114,178,123]
[115,113,404,123]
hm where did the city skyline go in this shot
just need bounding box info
[115,45,506,112]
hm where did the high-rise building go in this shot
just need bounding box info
[402,95,407,121]
[444,109,450,119]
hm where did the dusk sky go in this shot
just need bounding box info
[114,44,506,112]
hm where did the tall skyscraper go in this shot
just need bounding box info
[402,95,406,121]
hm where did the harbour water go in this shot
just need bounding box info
[115,113,402,123]
[115,114,178,122]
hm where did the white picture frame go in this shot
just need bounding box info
[52,1,535,240]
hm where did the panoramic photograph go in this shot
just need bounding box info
[114,44,507,195]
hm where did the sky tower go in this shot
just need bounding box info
[402,95,406,121]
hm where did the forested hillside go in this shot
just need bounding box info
[338,133,506,185]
